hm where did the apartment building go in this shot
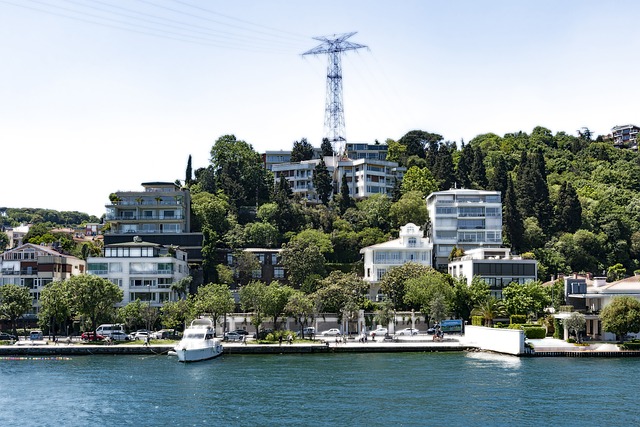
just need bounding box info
[0,243,85,317]
[426,189,503,269]
[345,142,388,161]
[447,247,537,299]
[103,182,203,265]
[87,237,189,307]
[611,124,640,150]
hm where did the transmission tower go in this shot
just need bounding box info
[303,32,367,156]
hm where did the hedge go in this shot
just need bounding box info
[524,327,546,339]
[510,315,527,325]
[471,316,483,326]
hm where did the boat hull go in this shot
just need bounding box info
[175,344,223,362]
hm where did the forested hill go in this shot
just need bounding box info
[188,130,640,283]
[1,208,100,228]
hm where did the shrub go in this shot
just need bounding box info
[471,316,483,326]
[553,319,562,339]
[510,315,527,324]
[524,327,546,339]
[621,342,640,350]
[507,323,523,330]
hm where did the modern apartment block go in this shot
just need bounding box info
[103,182,203,265]
[360,223,433,301]
[611,124,639,150]
[345,142,388,161]
[0,243,85,317]
[87,237,189,307]
[426,189,503,269]
[447,247,537,299]
[272,156,404,203]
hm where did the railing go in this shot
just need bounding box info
[106,214,184,220]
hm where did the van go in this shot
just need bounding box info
[29,330,43,340]
[96,324,125,338]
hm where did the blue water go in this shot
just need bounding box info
[0,351,638,426]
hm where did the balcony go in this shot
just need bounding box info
[106,214,184,221]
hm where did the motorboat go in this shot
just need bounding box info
[174,318,223,362]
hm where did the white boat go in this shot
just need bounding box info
[174,318,223,362]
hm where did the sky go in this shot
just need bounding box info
[2,0,640,217]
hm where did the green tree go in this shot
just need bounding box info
[400,166,438,198]
[193,283,235,333]
[320,137,334,157]
[503,176,525,252]
[171,276,193,300]
[502,281,550,318]
[389,191,428,229]
[554,181,582,233]
[379,262,432,310]
[239,281,267,335]
[471,297,507,327]
[0,284,32,338]
[339,173,354,214]
[313,271,368,326]
[433,142,456,191]
[600,296,640,341]
[234,251,262,286]
[185,154,193,186]
[262,281,294,330]
[607,263,627,282]
[456,142,474,188]
[488,154,509,198]
[160,299,192,331]
[451,277,490,321]
[117,300,145,332]
[373,300,395,330]
[38,280,71,340]
[403,270,453,320]
[291,137,315,162]
[67,274,123,335]
[0,231,9,251]
[312,157,333,205]
[244,222,279,248]
[280,239,326,287]
[398,130,442,159]
[564,311,586,342]
[285,290,315,338]
[470,145,488,189]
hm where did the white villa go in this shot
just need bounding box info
[360,223,433,301]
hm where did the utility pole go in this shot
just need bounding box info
[303,32,367,157]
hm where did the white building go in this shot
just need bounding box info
[360,223,433,301]
[87,237,189,307]
[426,189,503,269]
[611,124,639,150]
[447,247,538,299]
[272,156,405,203]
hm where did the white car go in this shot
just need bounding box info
[320,328,342,336]
[369,327,388,337]
[396,328,420,336]
[131,331,149,341]
[110,331,130,341]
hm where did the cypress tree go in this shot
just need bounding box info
[470,146,488,189]
[291,138,314,162]
[339,173,353,214]
[312,158,333,205]
[320,138,334,157]
[185,155,193,186]
[488,154,508,199]
[555,181,582,233]
[433,143,455,191]
[456,142,473,189]
[503,176,525,253]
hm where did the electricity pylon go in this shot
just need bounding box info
[303,32,367,157]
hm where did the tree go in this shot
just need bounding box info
[185,154,193,186]
[470,146,488,189]
[285,290,315,338]
[471,297,507,327]
[193,283,235,333]
[160,299,192,331]
[262,281,294,330]
[291,137,315,162]
[503,176,525,252]
[313,271,368,327]
[339,173,354,214]
[564,312,586,342]
[451,277,490,321]
[171,276,193,300]
[0,231,9,251]
[379,263,432,310]
[403,270,453,320]
[400,166,438,198]
[433,143,455,191]
[38,280,71,340]
[389,191,428,230]
[456,142,474,188]
[313,157,333,205]
[280,239,326,287]
[244,222,279,248]
[502,281,550,318]
[67,274,123,335]
[554,181,582,233]
[117,300,145,332]
[607,263,626,282]
[600,296,640,341]
[488,154,508,198]
[398,130,443,159]
[234,251,262,286]
[373,300,395,330]
[239,281,267,335]
[320,137,334,157]
[0,284,32,338]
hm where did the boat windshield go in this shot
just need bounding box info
[184,332,205,339]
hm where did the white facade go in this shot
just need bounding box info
[448,247,537,299]
[611,124,639,150]
[360,223,433,300]
[272,156,404,202]
[426,189,503,269]
[87,239,189,307]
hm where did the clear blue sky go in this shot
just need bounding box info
[2,0,639,217]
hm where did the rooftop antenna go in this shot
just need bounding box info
[303,32,367,158]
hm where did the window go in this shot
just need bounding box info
[109,263,122,273]
[458,207,484,217]
[377,269,387,281]
[252,269,262,279]
[257,254,265,264]
[274,267,285,278]
[458,219,485,230]
[408,237,416,247]
[88,263,108,274]
[271,253,278,264]
[110,279,122,287]
[436,206,455,215]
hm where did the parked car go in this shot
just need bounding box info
[320,328,342,336]
[131,331,149,341]
[151,329,176,340]
[395,328,420,336]
[232,329,250,336]
[297,327,316,337]
[224,331,243,341]
[369,327,388,337]
[81,332,105,341]
[0,332,16,341]
[110,331,130,341]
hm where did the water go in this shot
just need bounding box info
[1,351,638,427]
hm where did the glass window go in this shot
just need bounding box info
[109,263,122,272]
